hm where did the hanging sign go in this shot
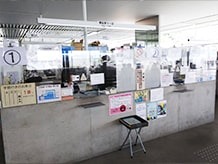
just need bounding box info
[135,47,145,60]
[0,47,27,66]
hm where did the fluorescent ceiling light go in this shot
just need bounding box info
[37,17,156,31]
[87,31,100,37]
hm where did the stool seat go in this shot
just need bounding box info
[119,115,148,158]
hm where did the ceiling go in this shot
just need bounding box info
[0,0,218,47]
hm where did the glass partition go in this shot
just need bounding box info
[0,44,217,102]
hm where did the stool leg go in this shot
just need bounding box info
[129,133,133,158]
[134,128,142,145]
[136,132,146,153]
[120,129,131,150]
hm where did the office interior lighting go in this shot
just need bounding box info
[37,17,156,31]
[87,31,100,37]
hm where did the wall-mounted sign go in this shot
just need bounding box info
[0,83,36,108]
[134,89,149,103]
[0,47,27,66]
[109,92,133,115]
[136,102,147,120]
[157,100,167,118]
[160,71,173,87]
[147,102,157,120]
[36,84,61,104]
[150,88,164,102]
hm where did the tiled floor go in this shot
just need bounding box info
[77,99,218,164]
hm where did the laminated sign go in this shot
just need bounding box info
[1,83,36,108]
[36,84,61,103]
[0,47,27,66]
[109,92,133,115]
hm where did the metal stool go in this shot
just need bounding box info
[119,115,148,158]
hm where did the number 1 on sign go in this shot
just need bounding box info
[3,49,21,66]
[9,52,15,63]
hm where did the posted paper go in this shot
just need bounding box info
[157,100,167,118]
[1,83,36,108]
[36,84,61,103]
[109,92,133,115]
[147,102,157,120]
[150,88,164,102]
[136,102,147,120]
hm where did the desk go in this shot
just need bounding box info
[119,115,149,158]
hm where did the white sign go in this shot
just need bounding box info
[150,88,164,102]
[160,70,173,87]
[136,102,147,120]
[36,84,61,104]
[0,47,27,66]
[90,73,105,85]
[71,75,80,81]
[26,46,62,70]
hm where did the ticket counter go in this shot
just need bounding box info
[1,81,215,163]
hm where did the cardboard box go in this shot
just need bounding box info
[71,40,83,50]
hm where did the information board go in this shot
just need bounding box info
[1,83,36,108]
[36,84,61,103]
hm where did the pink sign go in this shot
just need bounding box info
[109,92,133,115]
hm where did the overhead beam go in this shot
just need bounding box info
[37,17,156,31]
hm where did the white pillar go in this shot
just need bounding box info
[82,0,88,50]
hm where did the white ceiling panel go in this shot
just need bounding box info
[1,0,218,47]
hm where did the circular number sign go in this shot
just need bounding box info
[3,50,21,66]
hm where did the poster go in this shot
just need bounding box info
[136,102,147,120]
[136,68,145,90]
[134,89,149,103]
[147,102,157,120]
[1,83,36,108]
[2,65,23,84]
[160,71,173,87]
[150,88,164,102]
[36,84,61,103]
[109,92,133,115]
[157,100,167,118]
